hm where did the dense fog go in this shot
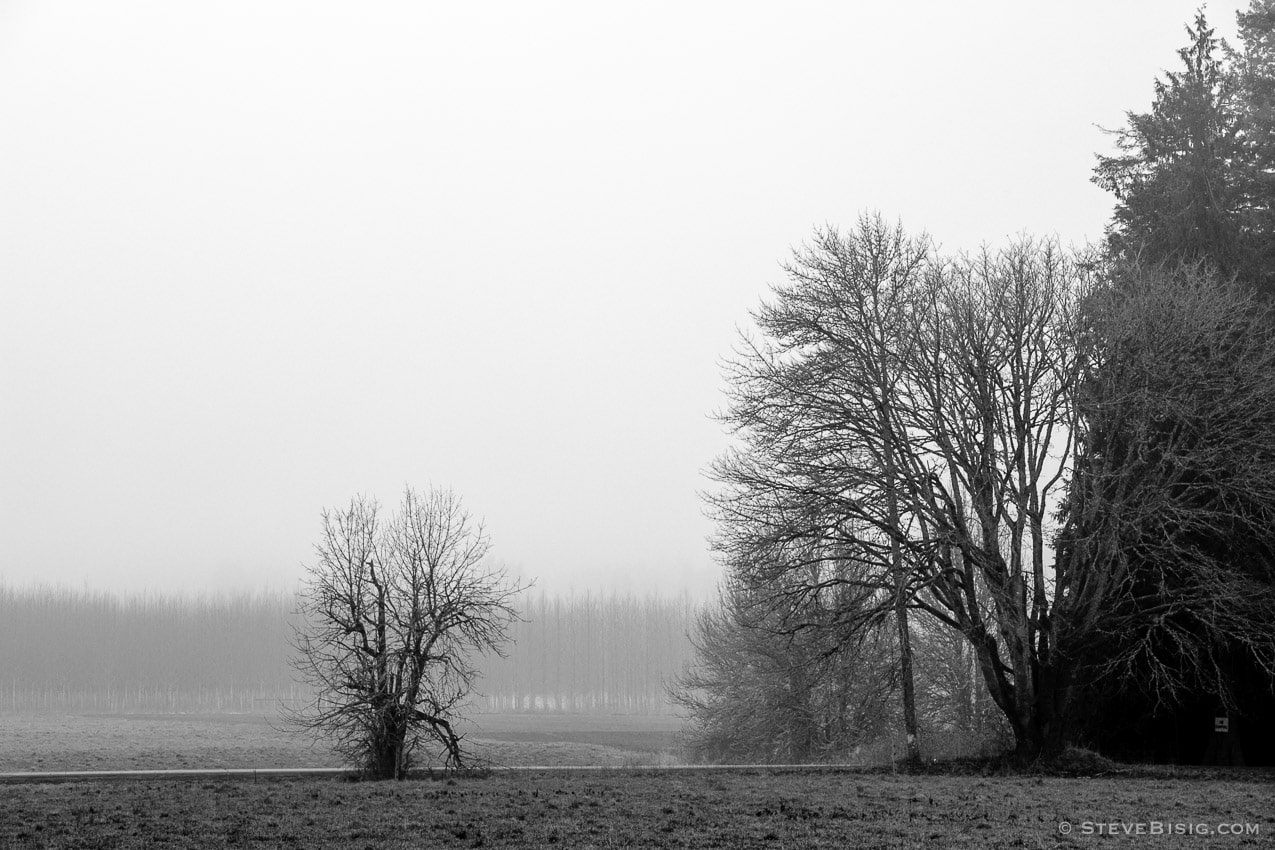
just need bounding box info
[0,584,695,715]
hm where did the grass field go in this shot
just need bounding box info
[0,712,684,772]
[2,770,1272,848]
[1,713,1271,848]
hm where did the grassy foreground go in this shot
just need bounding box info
[2,770,1272,849]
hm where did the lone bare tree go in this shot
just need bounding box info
[290,486,524,778]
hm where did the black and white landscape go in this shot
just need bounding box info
[2,2,1274,846]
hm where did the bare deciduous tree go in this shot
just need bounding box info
[673,566,897,764]
[289,486,525,779]
[709,215,932,763]
[1057,263,1275,710]
[898,239,1087,759]
[710,217,1275,761]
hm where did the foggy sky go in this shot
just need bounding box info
[0,1,1249,596]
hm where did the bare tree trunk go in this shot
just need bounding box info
[882,396,921,766]
[895,595,921,765]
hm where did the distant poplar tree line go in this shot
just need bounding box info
[483,592,698,714]
[0,583,695,715]
[0,584,299,713]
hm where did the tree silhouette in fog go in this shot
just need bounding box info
[289,486,525,779]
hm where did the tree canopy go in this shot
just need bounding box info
[1095,3,1275,295]
[682,3,1275,767]
[290,487,524,778]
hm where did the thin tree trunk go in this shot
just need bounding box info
[881,396,921,766]
[895,587,921,765]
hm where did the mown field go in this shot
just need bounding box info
[1,713,1272,848]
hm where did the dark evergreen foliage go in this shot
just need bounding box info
[1080,2,1275,765]
[1094,4,1275,295]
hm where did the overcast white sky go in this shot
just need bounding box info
[0,1,1251,597]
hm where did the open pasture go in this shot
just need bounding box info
[1,712,1271,847]
[0,712,684,773]
[2,770,1273,849]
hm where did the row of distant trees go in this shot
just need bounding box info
[0,582,694,715]
[673,3,1275,766]
[486,591,697,713]
[0,584,296,713]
